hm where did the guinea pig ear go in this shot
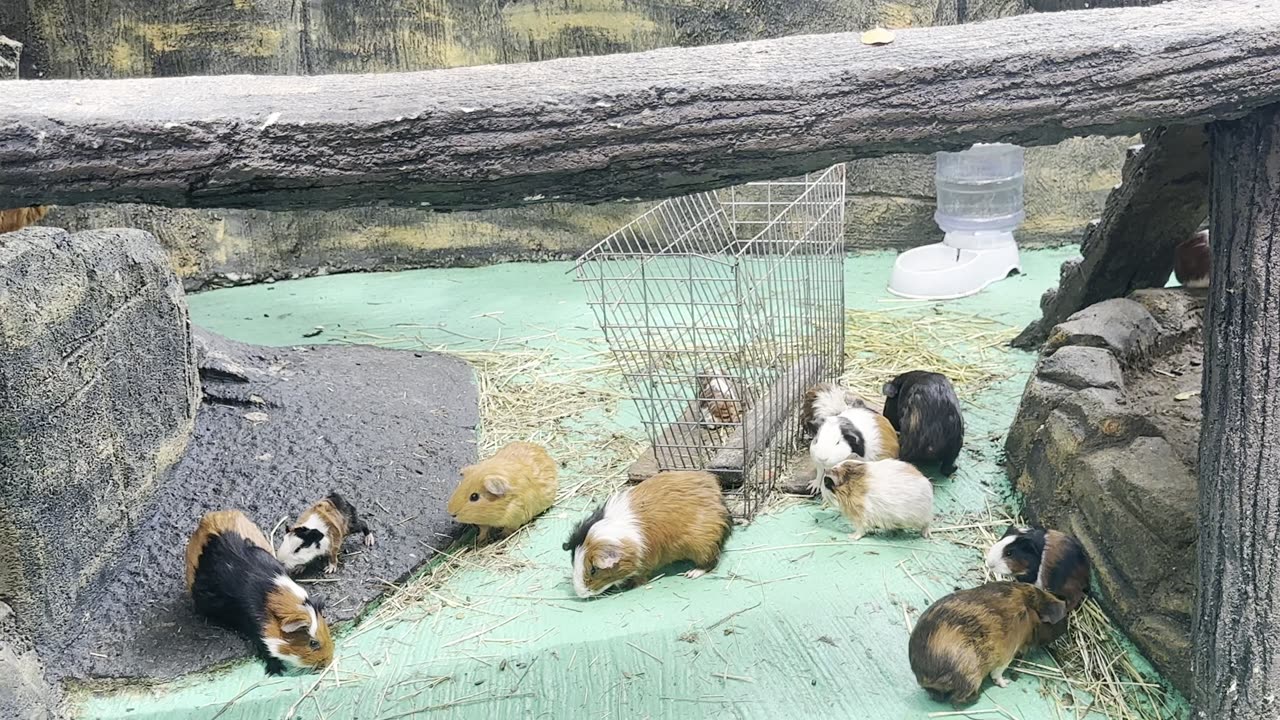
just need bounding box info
[1039,597,1068,625]
[594,544,623,570]
[881,382,898,398]
[483,475,509,496]
[281,617,309,634]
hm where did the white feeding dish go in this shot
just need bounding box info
[888,143,1025,300]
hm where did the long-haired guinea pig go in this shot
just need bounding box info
[185,510,333,674]
[881,370,964,476]
[909,582,1066,705]
[448,441,558,543]
[277,492,375,575]
[986,526,1091,614]
[808,407,899,493]
[1174,229,1210,289]
[800,382,866,438]
[822,458,932,541]
[0,206,49,234]
[562,470,731,598]
[697,368,743,428]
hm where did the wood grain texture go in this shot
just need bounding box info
[1193,103,1280,719]
[1012,124,1209,347]
[2,0,1279,212]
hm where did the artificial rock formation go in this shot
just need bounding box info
[1005,288,1205,694]
[0,227,200,641]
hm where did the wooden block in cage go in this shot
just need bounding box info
[625,402,705,484]
[706,355,823,488]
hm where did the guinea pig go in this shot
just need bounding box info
[185,510,333,675]
[822,458,932,541]
[800,382,866,438]
[697,368,743,429]
[909,581,1066,705]
[563,470,731,598]
[1173,229,1210,289]
[277,492,375,575]
[986,526,1091,614]
[808,407,899,493]
[0,205,49,234]
[881,371,964,476]
[448,441,558,543]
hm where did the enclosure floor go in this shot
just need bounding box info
[74,249,1186,720]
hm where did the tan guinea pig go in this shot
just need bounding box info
[563,470,731,598]
[447,442,558,543]
[0,206,50,234]
[909,582,1066,706]
[822,458,932,541]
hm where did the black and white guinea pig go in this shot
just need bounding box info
[277,491,375,575]
[1173,229,1210,289]
[881,370,964,476]
[808,408,899,493]
[985,525,1091,614]
[185,510,333,674]
[800,382,866,438]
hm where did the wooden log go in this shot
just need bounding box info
[1192,103,1280,719]
[1012,124,1209,348]
[2,0,1280,212]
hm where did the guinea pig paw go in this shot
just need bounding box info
[921,527,932,539]
[847,531,865,542]
[324,563,338,575]
[991,671,1010,688]
[682,569,708,579]
[364,533,377,548]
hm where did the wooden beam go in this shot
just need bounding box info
[1193,103,1280,719]
[1,0,1279,212]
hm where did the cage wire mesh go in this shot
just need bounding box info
[574,164,847,518]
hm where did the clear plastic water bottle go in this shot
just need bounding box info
[934,144,1025,248]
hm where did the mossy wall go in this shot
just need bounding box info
[1,0,1131,289]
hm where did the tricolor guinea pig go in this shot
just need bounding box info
[448,442,558,543]
[909,582,1066,705]
[563,470,731,598]
[881,371,964,476]
[822,458,932,541]
[986,525,1091,644]
[1174,229,1210,289]
[277,492,375,575]
[808,407,899,493]
[185,510,333,675]
[799,381,866,438]
[0,205,49,234]
[697,368,743,429]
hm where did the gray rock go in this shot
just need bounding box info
[1039,346,1124,391]
[1130,287,1206,341]
[44,335,478,682]
[192,326,260,382]
[0,227,200,643]
[1047,298,1160,359]
[0,608,60,720]
[0,35,19,81]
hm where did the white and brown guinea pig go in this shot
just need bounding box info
[985,526,1091,614]
[882,370,964,476]
[696,368,743,428]
[808,407,899,493]
[186,510,333,675]
[909,582,1066,705]
[799,381,866,438]
[1174,229,1210,289]
[822,458,931,541]
[277,492,374,575]
[563,470,731,598]
[448,441,558,543]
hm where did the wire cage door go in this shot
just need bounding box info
[575,165,847,518]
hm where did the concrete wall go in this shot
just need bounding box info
[1,0,1130,289]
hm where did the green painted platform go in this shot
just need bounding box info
[73,250,1188,720]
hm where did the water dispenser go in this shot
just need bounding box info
[888,143,1025,299]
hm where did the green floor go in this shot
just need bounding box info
[74,249,1186,720]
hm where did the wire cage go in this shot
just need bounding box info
[574,164,847,518]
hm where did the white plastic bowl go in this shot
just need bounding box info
[887,233,1021,300]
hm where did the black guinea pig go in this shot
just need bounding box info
[881,371,964,476]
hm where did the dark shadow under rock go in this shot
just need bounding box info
[42,329,478,682]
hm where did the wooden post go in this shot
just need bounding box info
[1193,103,1280,718]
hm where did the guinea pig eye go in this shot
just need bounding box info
[469,492,480,502]
[309,639,321,650]
[589,564,597,576]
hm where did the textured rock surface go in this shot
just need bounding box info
[1006,287,1205,694]
[0,603,59,720]
[43,333,478,681]
[0,227,200,641]
[0,35,18,80]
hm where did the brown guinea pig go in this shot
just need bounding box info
[1174,229,1210,289]
[909,582,1066,705]
[563,470,731,598]
[0,205,50,234]
[277,492,375,575]
[186,510,333,674]
[448,442,558,543]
